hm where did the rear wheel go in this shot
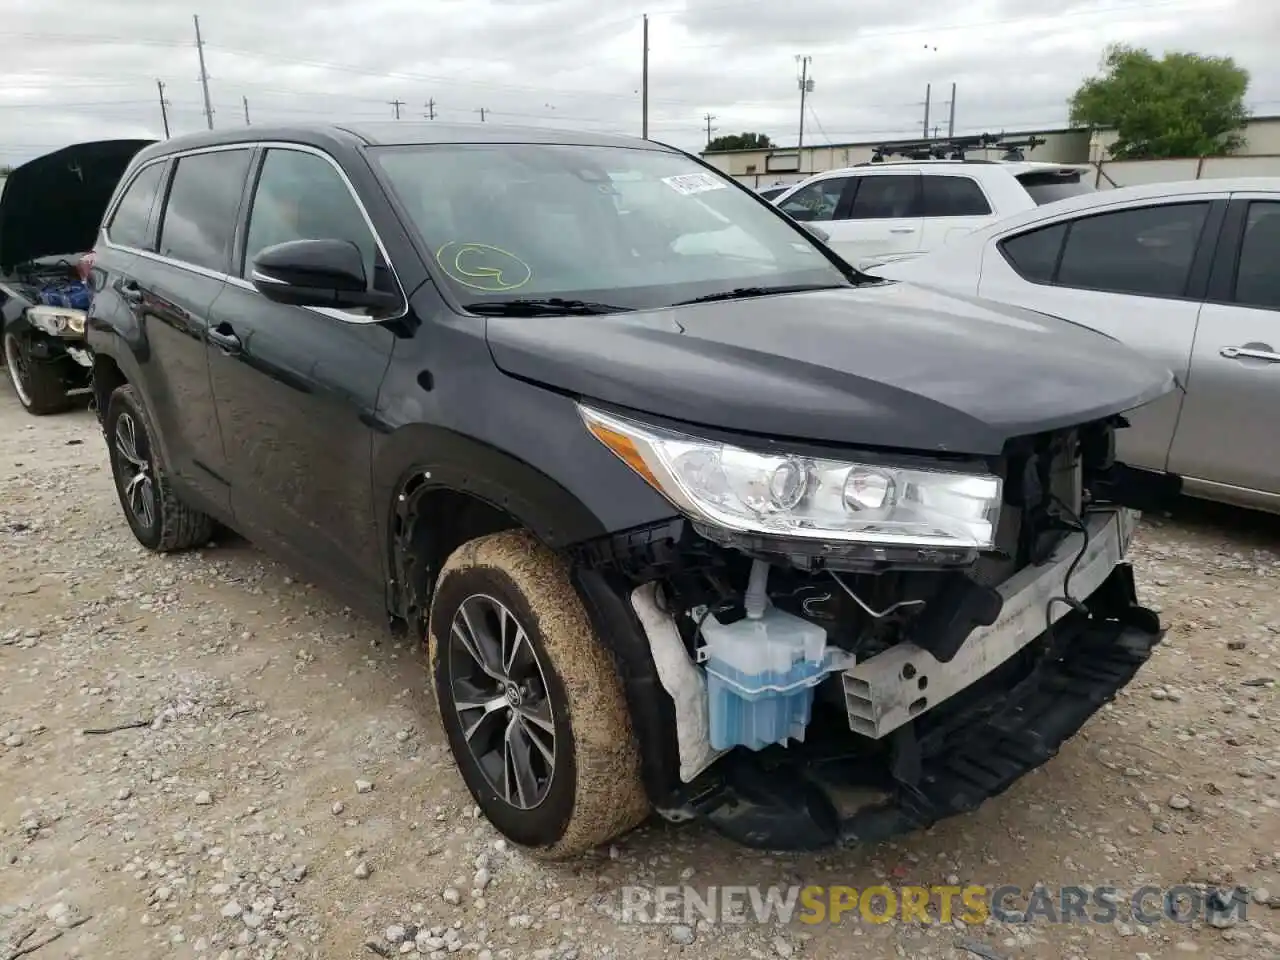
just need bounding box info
[3,331,74,415]
[427,529,650,858]
[104,384,215,552]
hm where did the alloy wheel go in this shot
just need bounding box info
[114,411,157,531]
[446,593,557,810]
[3,333,34,408]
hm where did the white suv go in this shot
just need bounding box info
[770,159,1094,270]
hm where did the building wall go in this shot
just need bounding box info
[706,117,1280,188]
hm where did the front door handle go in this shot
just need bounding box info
[208,323,242,355]
[889,227,916,234]
[1220,345,1280,363]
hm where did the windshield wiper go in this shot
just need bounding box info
[671,283,848,306]
[463,298,634,316]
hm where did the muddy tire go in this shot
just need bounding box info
[428,529,650,859]
[104,384,215,553]
[3,330,74,415]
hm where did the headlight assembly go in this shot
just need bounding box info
[579,404,1003,552]
[28,305,87,338]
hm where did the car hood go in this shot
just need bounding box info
[484,281,1177,457]
[0,139,155,273]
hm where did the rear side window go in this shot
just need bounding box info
[1235,200,1280,310]
[848,175,922,219]
[1000,222,1068,282]
[1055,202,1210,298]
[920,175,991,217]
[1016,170,1096,206]
[107,162,166,250]
[157,149,253,273]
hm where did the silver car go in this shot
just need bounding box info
[869,178,1280,515]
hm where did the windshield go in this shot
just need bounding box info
[371,143,849,310]
[1017,170,1097,206]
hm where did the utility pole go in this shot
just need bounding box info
[193,14,214,130]
[703,113,716,146]
[947,82,957,138]
[242,96,250,125]
[389,99,404,119]
[922,83,931,139]
[424,98,436,120]
[476,107,487,122]
[641,14,649,139]
[796,55,812,170]
[156,79,171,139]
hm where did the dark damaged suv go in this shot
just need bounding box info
[86,123,1175,857]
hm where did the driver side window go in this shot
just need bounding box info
[242,149,378,284]
[778,177,849,222]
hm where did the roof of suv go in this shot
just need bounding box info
[130,121,674,166]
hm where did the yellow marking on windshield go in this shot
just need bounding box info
[435,241,532,292]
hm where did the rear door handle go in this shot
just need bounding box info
[889,227,916,234]
[1220,345,1280,363]
[117,279,144,306]
[208,323,242,355]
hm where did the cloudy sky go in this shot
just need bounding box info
[2,0,1276,167]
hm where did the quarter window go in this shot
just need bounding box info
[848,175,922,220]
[1054,202,1209,298]
[999,222,1068,282]
[777,177,849,222]
[920,175,991,217]
[242,149,378,282]
[157,149,253,273]
[1234,201,1280,310]
[107,162,166,250]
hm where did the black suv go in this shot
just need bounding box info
[86,122,1175,858]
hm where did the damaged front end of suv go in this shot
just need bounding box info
[0,138,153,414]
[494,299,1180,853]
[569,410,1164,850]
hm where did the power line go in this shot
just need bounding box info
[807,104,832,145]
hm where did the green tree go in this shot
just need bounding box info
[1069,44,1250,159]
[705,132,773,152]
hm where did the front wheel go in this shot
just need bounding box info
[427,530,650,859]
[3,331,74,415]
[103,384,215,552]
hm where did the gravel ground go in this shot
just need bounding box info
[1,392,1277,960]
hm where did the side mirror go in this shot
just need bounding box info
[250,239,399,312]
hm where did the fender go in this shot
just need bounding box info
[373,421,681,618]
[84,324,176,468]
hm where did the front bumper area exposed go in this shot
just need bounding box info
[678,559,1162,851]
[843,507,1137,739]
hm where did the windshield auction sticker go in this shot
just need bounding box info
[661,173,728,196]
[435,242,532,292]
